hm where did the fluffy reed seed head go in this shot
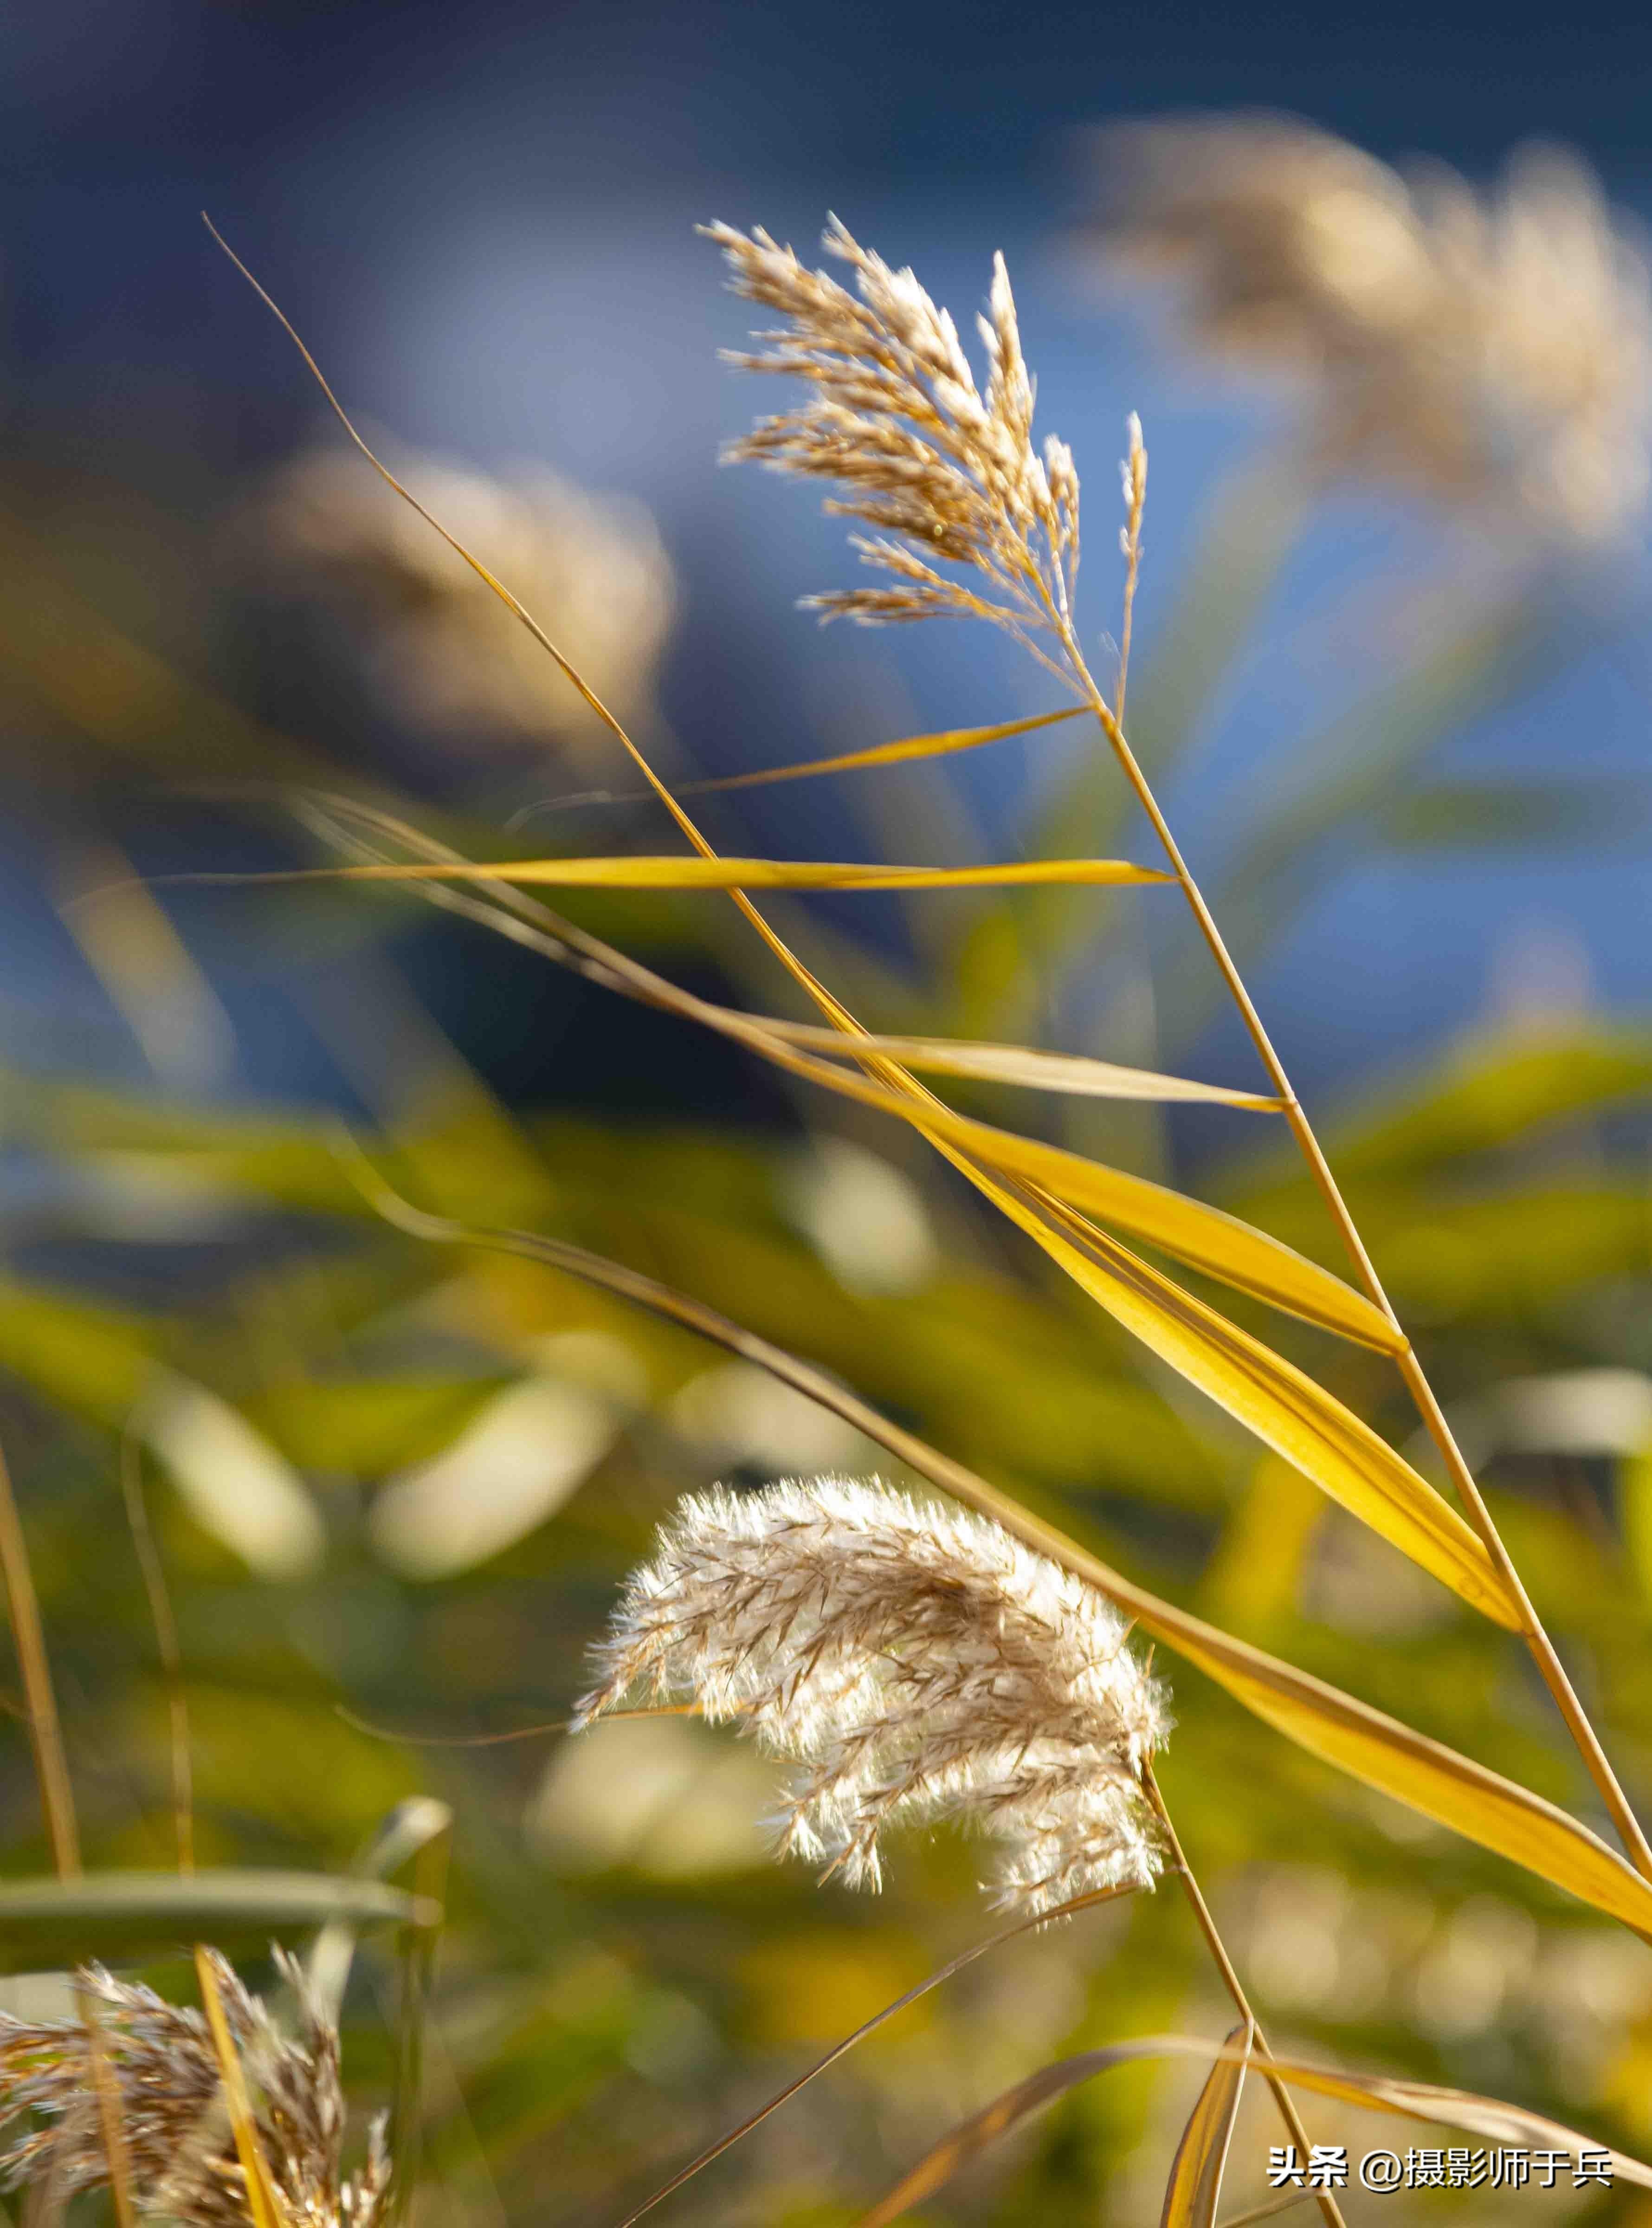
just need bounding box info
[577,1477,1169,1915]
[249,446,676,771]
[0,1950,388,2228]
[1085,114,1652,543]
[706,218,1082,673]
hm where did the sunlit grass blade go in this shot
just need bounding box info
[854,2034,1652,2225]
[342,1160,1652,1926]
[960,1175,1514,1625]
[182,853,1172,893]
[760,1022,1283,1108]
[271,803,1388,1346]
[673,704,1088,790]
[1162,2022,1251,2228]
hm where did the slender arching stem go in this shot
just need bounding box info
[1143,1760,1347,2228]
[1059,608,1652,1884]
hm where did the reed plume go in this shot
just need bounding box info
[0,1950,388,2228]
[1084,115,1652,542]
[250,444,675,771]
[706,218,1080,677]
[576,1477,1168,1915]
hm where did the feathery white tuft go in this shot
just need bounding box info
[576,1477,1169,1916]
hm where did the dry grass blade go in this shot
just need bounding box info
[604,1882,1136,2228]
[267,803,1388,1348]
[953,1172,1513,1625]
[664,704,1085,790]
[339,1158,1652,1931]
[758,1023,1282,1108]
[177,853,1171,893]
[193,1947,285,2228]
[74,1980,136,2228]
[853,2034,1652,2226]
[1161,2021,1251,2228]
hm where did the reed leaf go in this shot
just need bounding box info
[758,1023,1282,1108]
[1162,2022,1251,2228]
[856,2034,1652,2225]
[201,854,1172,893]
[673,704,1087,790]
[272,804,1392,1347]
[959,1172,1514,1624]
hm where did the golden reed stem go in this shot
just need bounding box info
[1061,607,1652,1885]
[1144,1761,1347,2228]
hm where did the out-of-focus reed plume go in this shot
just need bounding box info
[1081,115,1652,543]
[0,1950,388,2228]
[576,1477,1168,1915]
[250,447,675,771]
[706,219,1081,678]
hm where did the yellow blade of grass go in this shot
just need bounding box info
[856,2035,1652,2226]
[955,1172,1515,1626]
[194,1947,284,2228]
[270,814,1383,1346]
[675,705,1088,790]
[199,853,1172,893]
[221,800,1388,1348]
[1162,2022,1251,2228]
[760,1023,1283,1109]
[343,1164,1646,1927]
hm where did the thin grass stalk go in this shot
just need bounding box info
[120,1432,194,1873]
[73,1981,136,2228]
[0,1436,79,1879]
[193,1946,286,2228]
[1141,1762,1344,2228]
[1219,2194,1319,2228]
[1045,538,1652,1878]
[385,1821,449,2225]
[608,1882,1138,2228]
[0,1434,142,2228]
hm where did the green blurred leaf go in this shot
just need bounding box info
[0,1870,432,1972]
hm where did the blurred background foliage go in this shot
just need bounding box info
[10,3,1652,2222]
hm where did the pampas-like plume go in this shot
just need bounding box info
[0,1950,388,2228]
[1084,116,1652,543]
[576,1477,1168,1915]
[705,219,1080,679]
[248,445,676,773]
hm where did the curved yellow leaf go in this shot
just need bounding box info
[249,854,1172,893]
[678,1014,1398,1350]
[1161,2022,1250,2228]
[958,1171,1515,1626]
